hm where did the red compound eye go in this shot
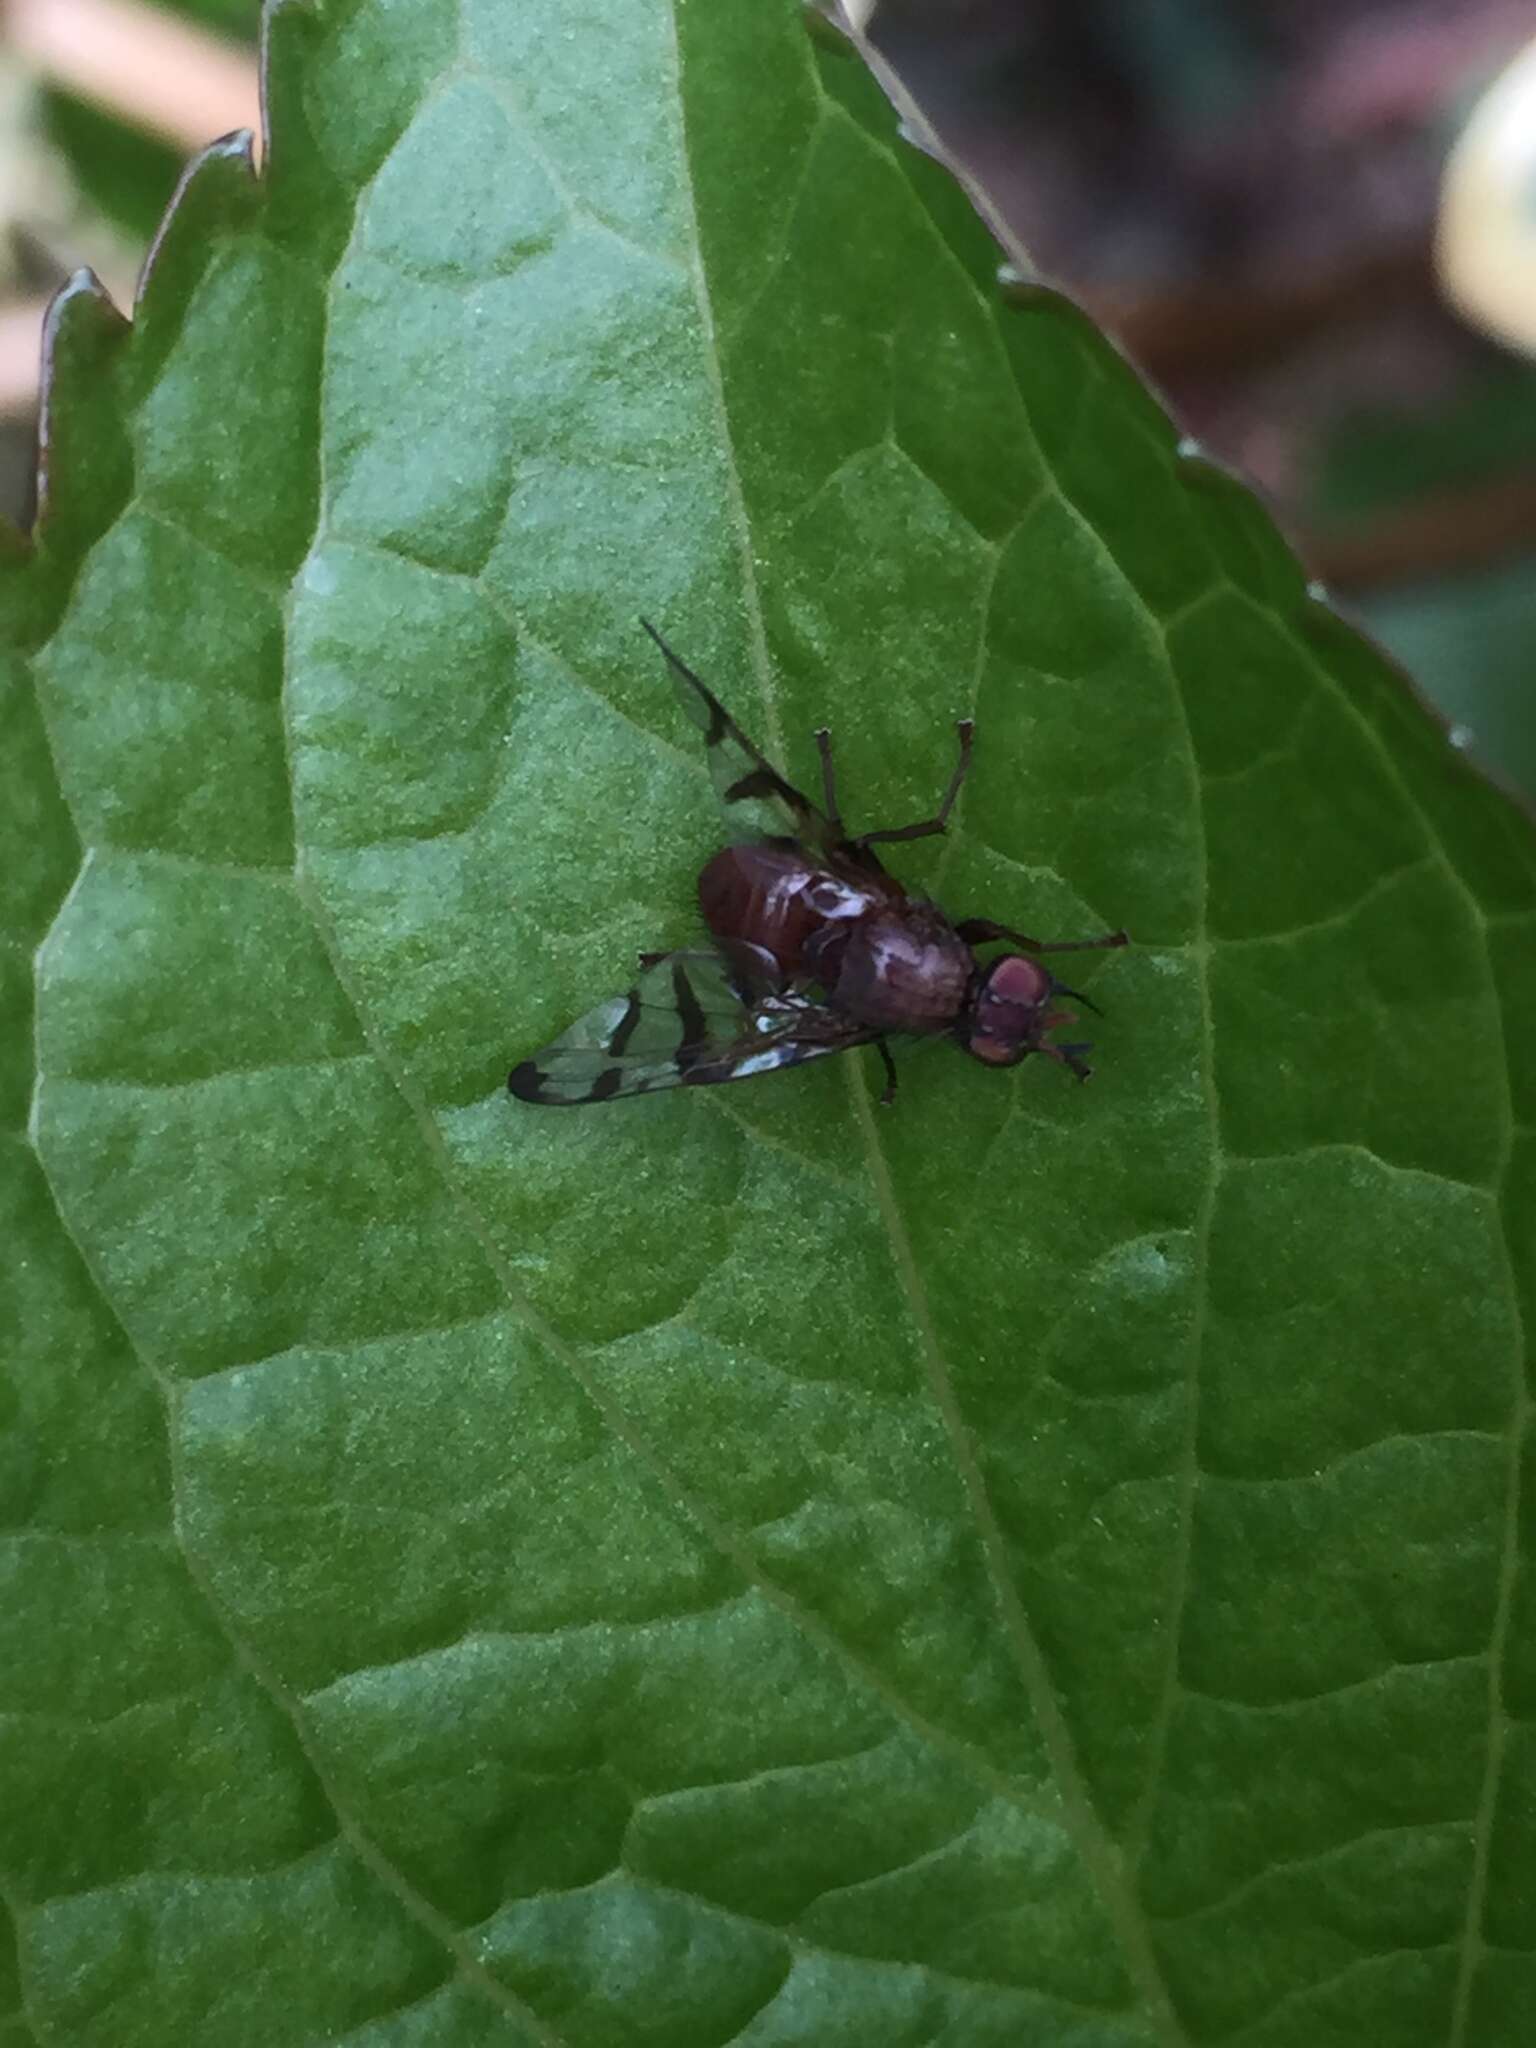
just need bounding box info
[982,954,1052,1008]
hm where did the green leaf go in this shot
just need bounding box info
[4,2,1534,2043]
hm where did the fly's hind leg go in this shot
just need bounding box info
[873,1038,899,1107]
[856,720,975,849]
[814,727,844,831]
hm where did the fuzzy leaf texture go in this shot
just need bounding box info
[3,3,1534,2044]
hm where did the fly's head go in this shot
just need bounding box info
[957,953,1097,1081]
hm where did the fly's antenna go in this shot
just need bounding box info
[639,616,709,693]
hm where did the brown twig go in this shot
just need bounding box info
[1300,468,1536,590]
[1088,237,1436,380]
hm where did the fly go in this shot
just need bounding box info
[508,622,1127,1106]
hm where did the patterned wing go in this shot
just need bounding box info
[508,948,876,1105]
[641,618,839,853]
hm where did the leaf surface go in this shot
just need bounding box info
[3,3,1535,2044]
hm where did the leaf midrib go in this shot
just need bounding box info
[660,8,1192,2037]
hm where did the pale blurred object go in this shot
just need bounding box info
[0,52,133,295]
[7,0,260,155]
[0,51,135,414]
[0,0,261,422]
[1438,34,1536,357]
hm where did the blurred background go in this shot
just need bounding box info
[1,0,1532,799]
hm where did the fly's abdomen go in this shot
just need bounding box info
[699,844,870,980]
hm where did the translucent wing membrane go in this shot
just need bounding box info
[640,619,837,851]
[508,948,876,1105]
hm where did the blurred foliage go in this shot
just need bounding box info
[40,91,182,247]
[1358,556,1536,804]
[1313,362,1536,525]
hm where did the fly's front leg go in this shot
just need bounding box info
[1039,1040,1094,1082]
[856,719,974,848]
[955,918,1129,955]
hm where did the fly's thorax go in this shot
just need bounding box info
[827,906,974,1032]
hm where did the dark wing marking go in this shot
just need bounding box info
[508,947,878,1106]
[640,618,839,853]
